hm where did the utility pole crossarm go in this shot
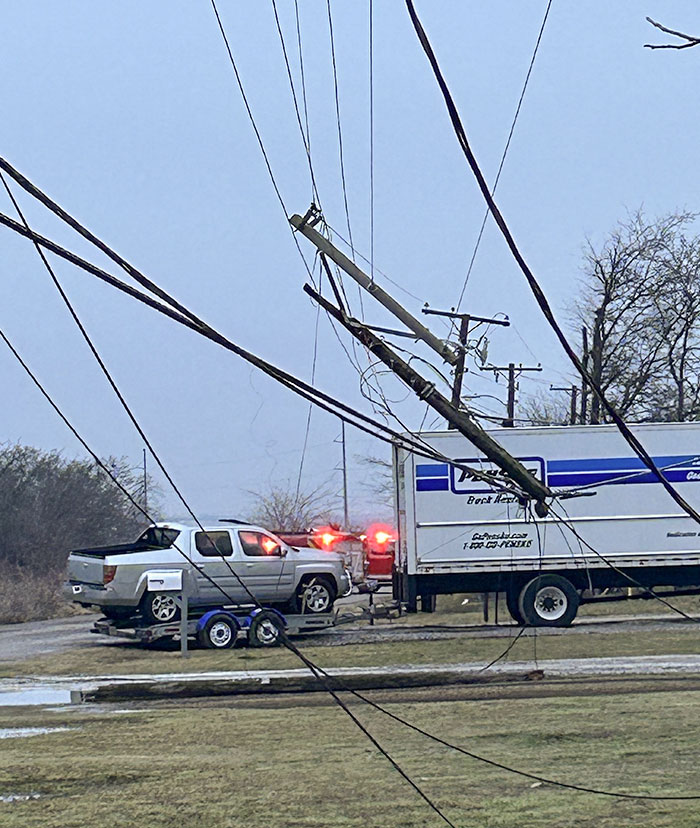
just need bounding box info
[291,213,458,365]
[303,283,552,506]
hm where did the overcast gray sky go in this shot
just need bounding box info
[0,1,698,524]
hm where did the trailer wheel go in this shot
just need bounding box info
[248,611,285,648]
[141,592,180,624]
[295,576,336,614]
[518,575,579,627]
[197,614,238,649]
[506,588,526,626]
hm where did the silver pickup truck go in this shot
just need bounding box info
[64,521,352,623]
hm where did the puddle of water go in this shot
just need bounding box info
[0,726,75,739]
[0,792,41,803]
[0,686,73,706]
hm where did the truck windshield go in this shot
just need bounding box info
[137,527,180,549]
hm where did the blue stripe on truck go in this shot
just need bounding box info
[416,478,449,491]
[416,463,449,478]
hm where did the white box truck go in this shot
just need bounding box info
[393,422,700,625]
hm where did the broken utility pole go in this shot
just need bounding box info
[303,283,551,509]
[479,363,542,427]
[290,212,458,366]
[422,307,509,427]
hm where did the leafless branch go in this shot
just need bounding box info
[645,17,700,50]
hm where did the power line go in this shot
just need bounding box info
[404,0,700,526]
[369,0,375,282]
[0,312,458,822]
[456,0,554,309]
[270,0,320,204]
[325,0,356,263]
[207,0,315,282]
[4,310,695,803]
[0,200,524,499]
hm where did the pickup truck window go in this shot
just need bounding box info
[137,526,181,549]
[195,531,233,557]
[239,531,282,557]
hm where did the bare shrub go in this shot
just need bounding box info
[0,561,77,624]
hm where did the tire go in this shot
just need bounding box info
[248,611,285,648]
[141,592,180,624]
[505,588,526,626]
[295,576,336,614]
[197,613,238,649]
[518,575,579,627]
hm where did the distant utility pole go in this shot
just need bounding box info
[142,448,148,516]
[550,384,579,425]
[479,363,542,427]
[421,307,509,428]
[580,326,589,424]
[340,421,349,529]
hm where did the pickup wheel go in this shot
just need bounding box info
[248,611,285,648]
[197,614,238,649]
[295,576,336,614]
[141,592,180,624]
[518,575,579,627]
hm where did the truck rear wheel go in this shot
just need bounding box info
[505,588,526,626]
[518,575,579,627]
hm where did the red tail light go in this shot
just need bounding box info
[103,565,117,585]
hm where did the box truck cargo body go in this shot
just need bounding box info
[393,423,700,625]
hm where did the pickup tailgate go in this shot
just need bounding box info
[67,541,152,585]
[67,553,106,586]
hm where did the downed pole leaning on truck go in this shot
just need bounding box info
[394,422,700,625]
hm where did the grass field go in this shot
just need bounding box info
[1,684,699,828]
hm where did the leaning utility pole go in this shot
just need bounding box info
[421,307,509,426]
[303,283,551,507]
[290,212,458,366]
[479,363,542,427]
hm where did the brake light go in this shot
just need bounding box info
[374,531,392,546]
[103,565,117,585]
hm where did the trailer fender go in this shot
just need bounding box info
[244,606,287,630]
[196,609,241,634]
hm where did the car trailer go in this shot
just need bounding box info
[92,606,340,653]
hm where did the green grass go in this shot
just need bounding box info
[2,620,699,679]
[1,685,699,827]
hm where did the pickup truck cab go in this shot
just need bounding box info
[64,521,352,623]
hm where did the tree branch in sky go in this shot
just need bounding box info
[645,17,700,50]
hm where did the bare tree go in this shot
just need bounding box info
[355,454,394,511]
[573,210,696,422]
[519,390,570,426]
[644,236,700,420]
[245,481,338,532]
[0,444,159,570]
